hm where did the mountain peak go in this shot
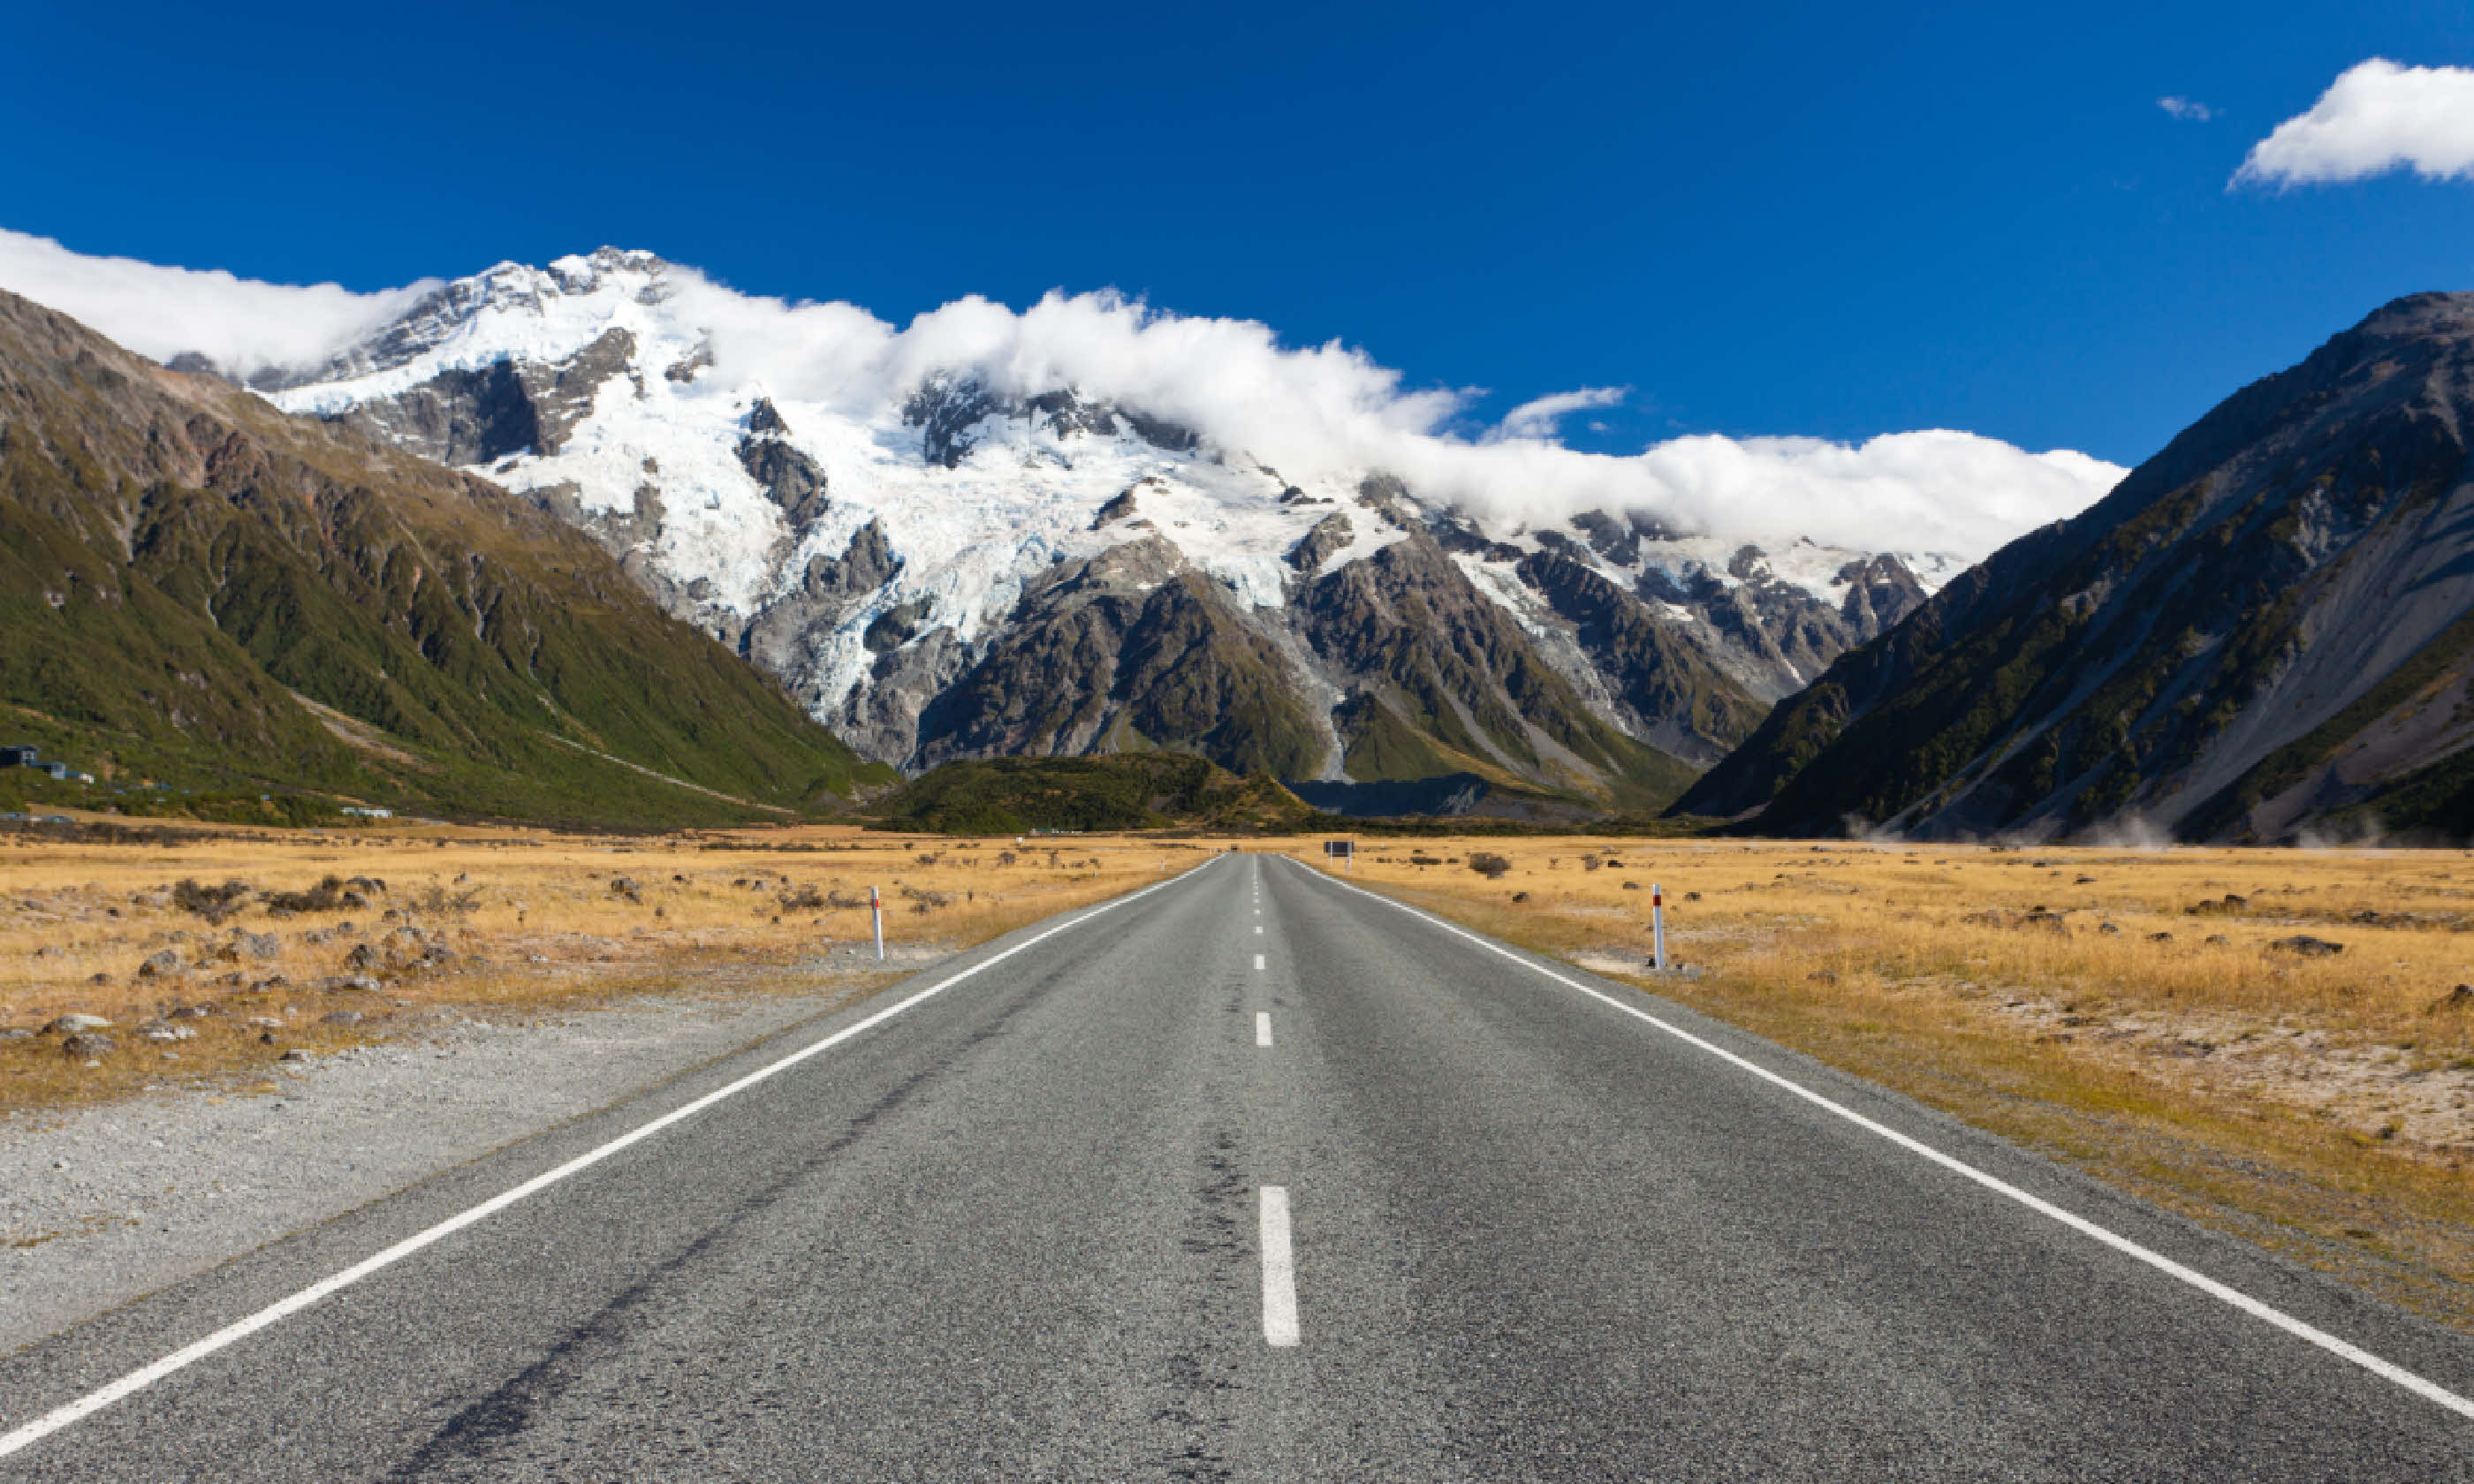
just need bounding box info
[2353,289,2474,342]
[237,252,1959,801]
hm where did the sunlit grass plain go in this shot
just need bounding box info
[1279,835,2474,1330]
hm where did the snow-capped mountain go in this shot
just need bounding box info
[249,248,1969,805]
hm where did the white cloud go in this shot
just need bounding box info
[2158,95,2214,122]
[0,228,438,379]
[2234,58,2474,187]
[0,230,2124,560]
[1489,385,1628,441]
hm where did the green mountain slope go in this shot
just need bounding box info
[868,754,1319,834]
[0,289,889,826]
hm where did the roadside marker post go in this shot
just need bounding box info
[870,885,885,961]
[1651,883,1666,972]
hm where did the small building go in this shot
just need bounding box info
[38,762,67,780]
[0,746,35,768]
[339,806,394,819]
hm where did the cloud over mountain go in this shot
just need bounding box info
[0,229,439,380]
[1490,386,1629,442]
[0,227,2121,558]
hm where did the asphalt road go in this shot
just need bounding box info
[3,852,2470,1480]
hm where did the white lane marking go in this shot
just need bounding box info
[0,859,1233,1461]
[1254,953,1265,971]
[1255,925,1264,935]
[1256,1012,1273,1048]
[1286,859,2474,1423]
[1260,1185,1301,1347]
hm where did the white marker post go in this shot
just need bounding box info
[1651,882,1666,972]
[870,885,885,961]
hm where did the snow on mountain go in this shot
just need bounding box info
[0,235,2129,799]
[263,253,1400,736]
[234,247,2019,787]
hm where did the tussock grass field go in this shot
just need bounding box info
[12,820,2472,1330]
[0,822,1214,1114]
[1284,836,2474,1331]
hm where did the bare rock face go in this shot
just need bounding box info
[1514,549,1770,766]
[333,329,637,466]
[1294,533,1693,805]
[914,537,1325,778]
[737,398,830,525]
[1836,553,1927,634]
[742,520,905,711]
[903,378,1199,468]
[1683,291,2474,843]
[834,626,972,766]
[1286,513,1353,572]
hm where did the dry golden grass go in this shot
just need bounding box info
[1276,835,2474,1330]
[0,822,1224,1113]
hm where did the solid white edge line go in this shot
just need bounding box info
[1260,1185,1301,1347]
[0,856,1232,1460]
[1286,858,2474,1424]
[1256,1011,1273,1048]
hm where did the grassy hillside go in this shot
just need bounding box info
[0,289,892,827]
[869,754,1321,834]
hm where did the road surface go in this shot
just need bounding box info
[2,852,2469,1480]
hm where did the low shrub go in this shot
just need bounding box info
[171,878,252,924]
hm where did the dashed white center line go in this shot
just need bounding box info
[1254,925,1263,935]
[1256,1011,1273,1047]
[1259,1185,1301,1347]
[1254,953,1264,971]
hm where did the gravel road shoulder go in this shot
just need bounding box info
[0,950,948,1354]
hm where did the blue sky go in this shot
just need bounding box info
[5,0,2474,466]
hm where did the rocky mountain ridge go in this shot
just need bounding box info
[1679,292,2474,843]
[220,249,1958,806]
